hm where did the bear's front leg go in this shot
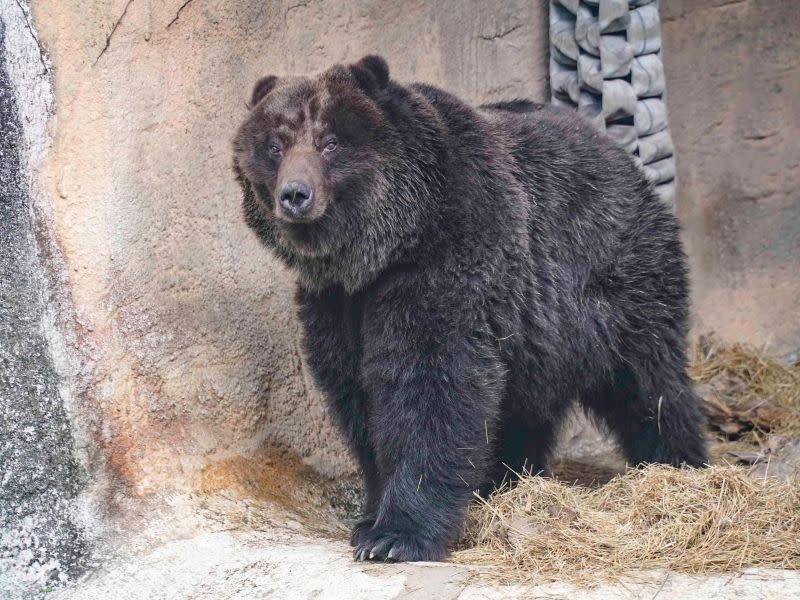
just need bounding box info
[353,287,505,562]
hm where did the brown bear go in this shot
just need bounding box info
[232,56,706,562]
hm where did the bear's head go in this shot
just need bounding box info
[233,55,442,291]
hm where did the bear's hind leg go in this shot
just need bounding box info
[480,410,564,496]
[581,364,707,467]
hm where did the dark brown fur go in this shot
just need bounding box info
[233,56,707,562]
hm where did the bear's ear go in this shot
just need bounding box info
[249,75,279,108]
[350,55,390,93]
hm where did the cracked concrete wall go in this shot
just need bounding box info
[662,0,800,352]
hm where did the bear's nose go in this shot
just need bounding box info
[279,180,314,218]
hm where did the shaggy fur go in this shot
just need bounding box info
[232,56,707,563]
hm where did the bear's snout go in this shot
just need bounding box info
[279,180,314,219]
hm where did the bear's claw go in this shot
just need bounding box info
[351,527,445,563]
[350,516,376,547]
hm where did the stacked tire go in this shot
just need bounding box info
[550,0,676,206]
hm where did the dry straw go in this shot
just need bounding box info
[690,335,800,434]
[454,465,800,584]
[450,338,800,583]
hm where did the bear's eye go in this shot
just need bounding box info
[268,143,282,156]
[323,137,338,153]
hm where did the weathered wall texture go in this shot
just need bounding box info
[0,9,88,593]
[26,0,548,495]
[661,0,800,352]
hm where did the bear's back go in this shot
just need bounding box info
[479,100,674,271]
[403,82,680,315]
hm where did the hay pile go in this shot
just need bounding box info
[690,335,800,435]
[454,465,800,584]
[451,337,800,583]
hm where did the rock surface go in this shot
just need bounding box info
[0,5,88,595]
[2,1,550,594]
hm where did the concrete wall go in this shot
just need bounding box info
[662,0,800,352]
